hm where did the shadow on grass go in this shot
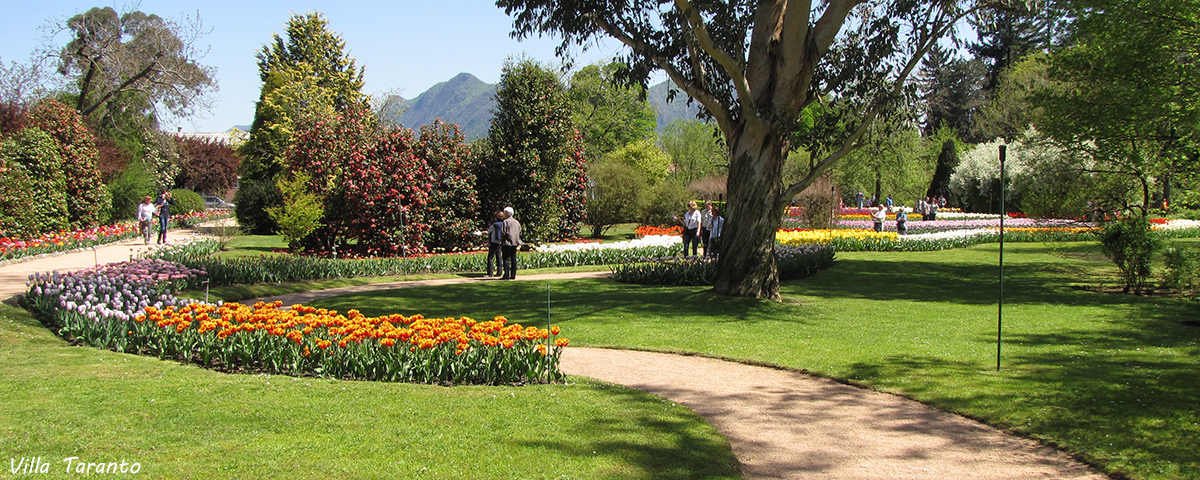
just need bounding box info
[513,384,740,480]
[843,303,1200,478]
[787,253,1124,308]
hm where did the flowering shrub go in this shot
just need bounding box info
[287,109,479,255]
[25,261,568,385]
[28,99,109,229]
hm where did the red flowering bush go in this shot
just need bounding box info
[286,109,478,255]
[27,99,110,228]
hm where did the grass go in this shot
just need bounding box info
[0,304,738,479]
[308,241,1200,480]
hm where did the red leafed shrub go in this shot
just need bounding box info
[176,136,242,195]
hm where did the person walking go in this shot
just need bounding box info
[154,190,175,244]
[136,196,157,245]
[884,195,893,209]
[855,191,865,209]
[500,207,522,280]
[486,210,504,277]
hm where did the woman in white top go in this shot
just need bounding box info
[871,204,887,233]
[676,200,702,256]
[136,196,158,244]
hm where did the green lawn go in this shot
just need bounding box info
[308,241,1200,480]
[0,305,738,479]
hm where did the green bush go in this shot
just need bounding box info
[0,128,69,235]
[234,177,283,235]
[639,181,693,226]
[1100,216,1163,294]
[168,189,204,215]
[1162,246,1200,296]
[0,153,36,237]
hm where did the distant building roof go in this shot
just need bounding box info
[173,127,247,146]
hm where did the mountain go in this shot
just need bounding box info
[384,72,497,141]
[381,74,702,141]
[648,81,702,132]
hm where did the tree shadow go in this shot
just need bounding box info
[842,305,1200,477]
[512,382,740,479]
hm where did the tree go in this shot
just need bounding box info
[604,139,671,185]
[833,121,932,207]
[500,0,993,298]
[477,58,587,243]
[918,45,987,141]
[585,158,649,238]
[568,62,656,159]
[237,12,367,234]
[1034,0,1200,213]
[969,6,1057,94]
[659,119,726,185]
[50,7,215,123]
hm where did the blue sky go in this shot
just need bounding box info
[0,1,627,132]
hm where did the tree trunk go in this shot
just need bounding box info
[713,121,788,300]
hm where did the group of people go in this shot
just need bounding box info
[867,195,950,234]
[676,200,724,257]
[485,207,522,280]
[136,190,176,245]
[915,196,946,221]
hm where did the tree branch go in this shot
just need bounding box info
[592,15,733,133]
[673,0,755,120]
[778,2,975,206]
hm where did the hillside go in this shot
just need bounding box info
[382,75,702,141]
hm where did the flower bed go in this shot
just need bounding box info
[535,234,680,253]
[611,244,835,285]
[25,259,567,385]
[147,239,684,287]
[635,225,683,237]
[0,210,231,263]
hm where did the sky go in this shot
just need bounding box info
[0,1,628,132]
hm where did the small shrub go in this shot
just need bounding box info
[168,189,204,215]
[1099,216,1163,294]
[1162,246,1200,296]
[107,160,156,221]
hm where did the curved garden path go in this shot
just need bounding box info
[0,231,1109,479]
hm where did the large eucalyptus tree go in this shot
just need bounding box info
[499,0,1007,298]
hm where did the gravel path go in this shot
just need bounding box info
[561,348,1106,479]
[1,232,1109,479]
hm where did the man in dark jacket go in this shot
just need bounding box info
[500,207,522,280]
